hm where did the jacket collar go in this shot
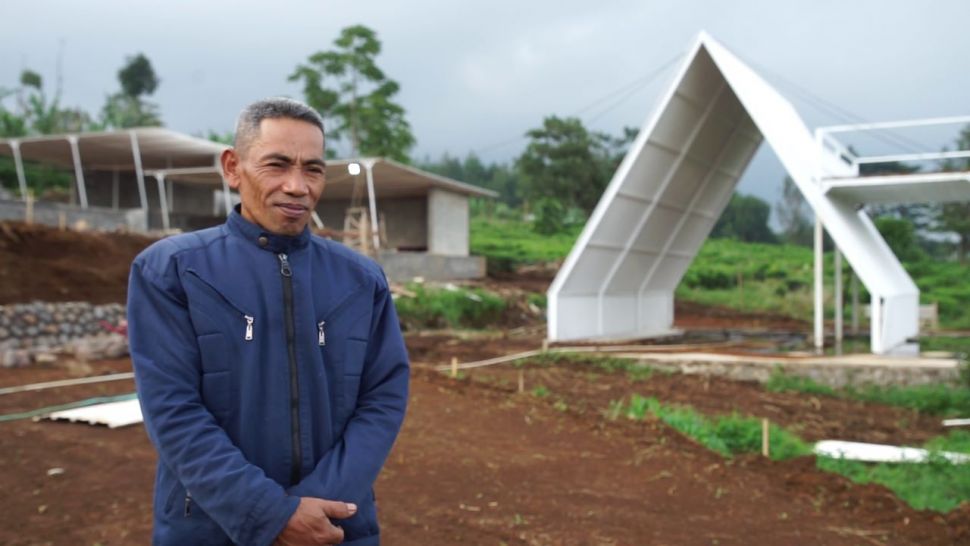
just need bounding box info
[226,205,311,254]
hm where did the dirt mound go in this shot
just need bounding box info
[0,222,156,305]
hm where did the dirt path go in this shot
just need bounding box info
[1,356,967,545]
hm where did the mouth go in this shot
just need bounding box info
[274,203,309,220]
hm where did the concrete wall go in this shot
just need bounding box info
[377,251,485,281]
[0,198,146,231]
[316,196,428,251]
[427,189,469,256]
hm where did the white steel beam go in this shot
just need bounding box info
[10,140,28,201]
[814,217,824,353]
[155,174,170,231]
[129,131,149,215]
[67,135,88,208]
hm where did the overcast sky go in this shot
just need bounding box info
[3,0,969,214]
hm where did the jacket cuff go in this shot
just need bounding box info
[244,491,301,546]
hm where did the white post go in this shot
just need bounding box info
[67,135,88,208]
[834,247,843,349]
[10,141,28,201]
[363,159,381,251]
[155,174,171,231]
[129,131,149,216]
[851,272,860,335]
[814,216,824,353]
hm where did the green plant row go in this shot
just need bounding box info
[394,283,506,330]
[609,394,970,512]
[765,370,970,417]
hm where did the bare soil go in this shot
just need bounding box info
[0,222,156,305]
[1,352,967,545]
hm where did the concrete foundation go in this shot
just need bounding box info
[378,251,485,282]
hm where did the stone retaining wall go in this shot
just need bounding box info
[0,302,128,367]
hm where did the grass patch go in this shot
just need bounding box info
[766,369,970,417]
[611,394,811,460]
[394,283,506,330]
[817,440,970,513]
[470,217,581,273]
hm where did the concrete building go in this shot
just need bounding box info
[0,128,495,280]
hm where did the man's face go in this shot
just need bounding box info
[222,117,326,236]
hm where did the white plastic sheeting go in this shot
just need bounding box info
[548,32,921,354]
[44,398,143,429]
[814,440,970,464]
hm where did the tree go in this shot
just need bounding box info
[516,116,614,214]
[775,176,813,246]
[1,69,93,136]
[100,53,162,129]
[711,192,777,243]
[118,53,159,97]
[935,124,970,262]
[874,216,926,263]
[290,25,415,161]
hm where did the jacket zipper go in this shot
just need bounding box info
[186,269,254,342]
[278,253,302,485]
[318,321,326,346]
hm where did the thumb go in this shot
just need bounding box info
[318,499,358,520]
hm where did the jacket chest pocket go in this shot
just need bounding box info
[321,332,368,422]
[183,269,255,344]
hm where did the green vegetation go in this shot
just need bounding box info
[520,351,657,382]
[817,431,970,512]
[470,217,582,273]
[610,395,811,461]
[766,370,970,416]
[393,283,506,330]
[608,392,970,512]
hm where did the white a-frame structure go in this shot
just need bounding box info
[548,33,970,354]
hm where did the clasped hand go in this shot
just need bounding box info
[275,497,357,545]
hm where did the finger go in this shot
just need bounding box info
[317,500,357,520]
[326,524,345,544]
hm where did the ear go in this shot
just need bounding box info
[221,148,242,190]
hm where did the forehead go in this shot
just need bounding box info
[252,117,325,156]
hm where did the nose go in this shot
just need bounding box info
[281,169,310,197]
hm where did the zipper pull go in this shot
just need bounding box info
[318,321,326,346]
[278,253,292,277]
[244,315,254,341]
[184,491,192,517]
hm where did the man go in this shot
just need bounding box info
[128,97,409,546]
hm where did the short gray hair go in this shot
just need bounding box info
[234,97,325,155]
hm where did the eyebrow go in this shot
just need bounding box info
[258,153,327,168]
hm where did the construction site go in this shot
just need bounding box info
[1,30,970,546]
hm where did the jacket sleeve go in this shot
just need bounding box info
[128,256,300,546]
[287,278,409,503]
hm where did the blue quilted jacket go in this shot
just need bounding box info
[128,208,409,545]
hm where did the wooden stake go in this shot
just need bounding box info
[58,211,66,230]
[761,418,770,458]
[450,357,458,378]
[518,369,525,394]
[25,192,34,224]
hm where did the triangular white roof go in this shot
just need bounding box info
[548,32,932,354]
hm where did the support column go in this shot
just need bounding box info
[834,247,843,349]
[814,216,824,353]
[129,131,149,216]
[363,159,380,250]
[155,174,170,231]
[10,141,28,201]
[67,136,88,208]
[851,272,860,335]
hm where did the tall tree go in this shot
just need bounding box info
[290,25,415,162]
[516,116,615,214]
[101,53,162,129]
[775,176,813,246]
[1,69,92,135]
[711,192,777,243]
